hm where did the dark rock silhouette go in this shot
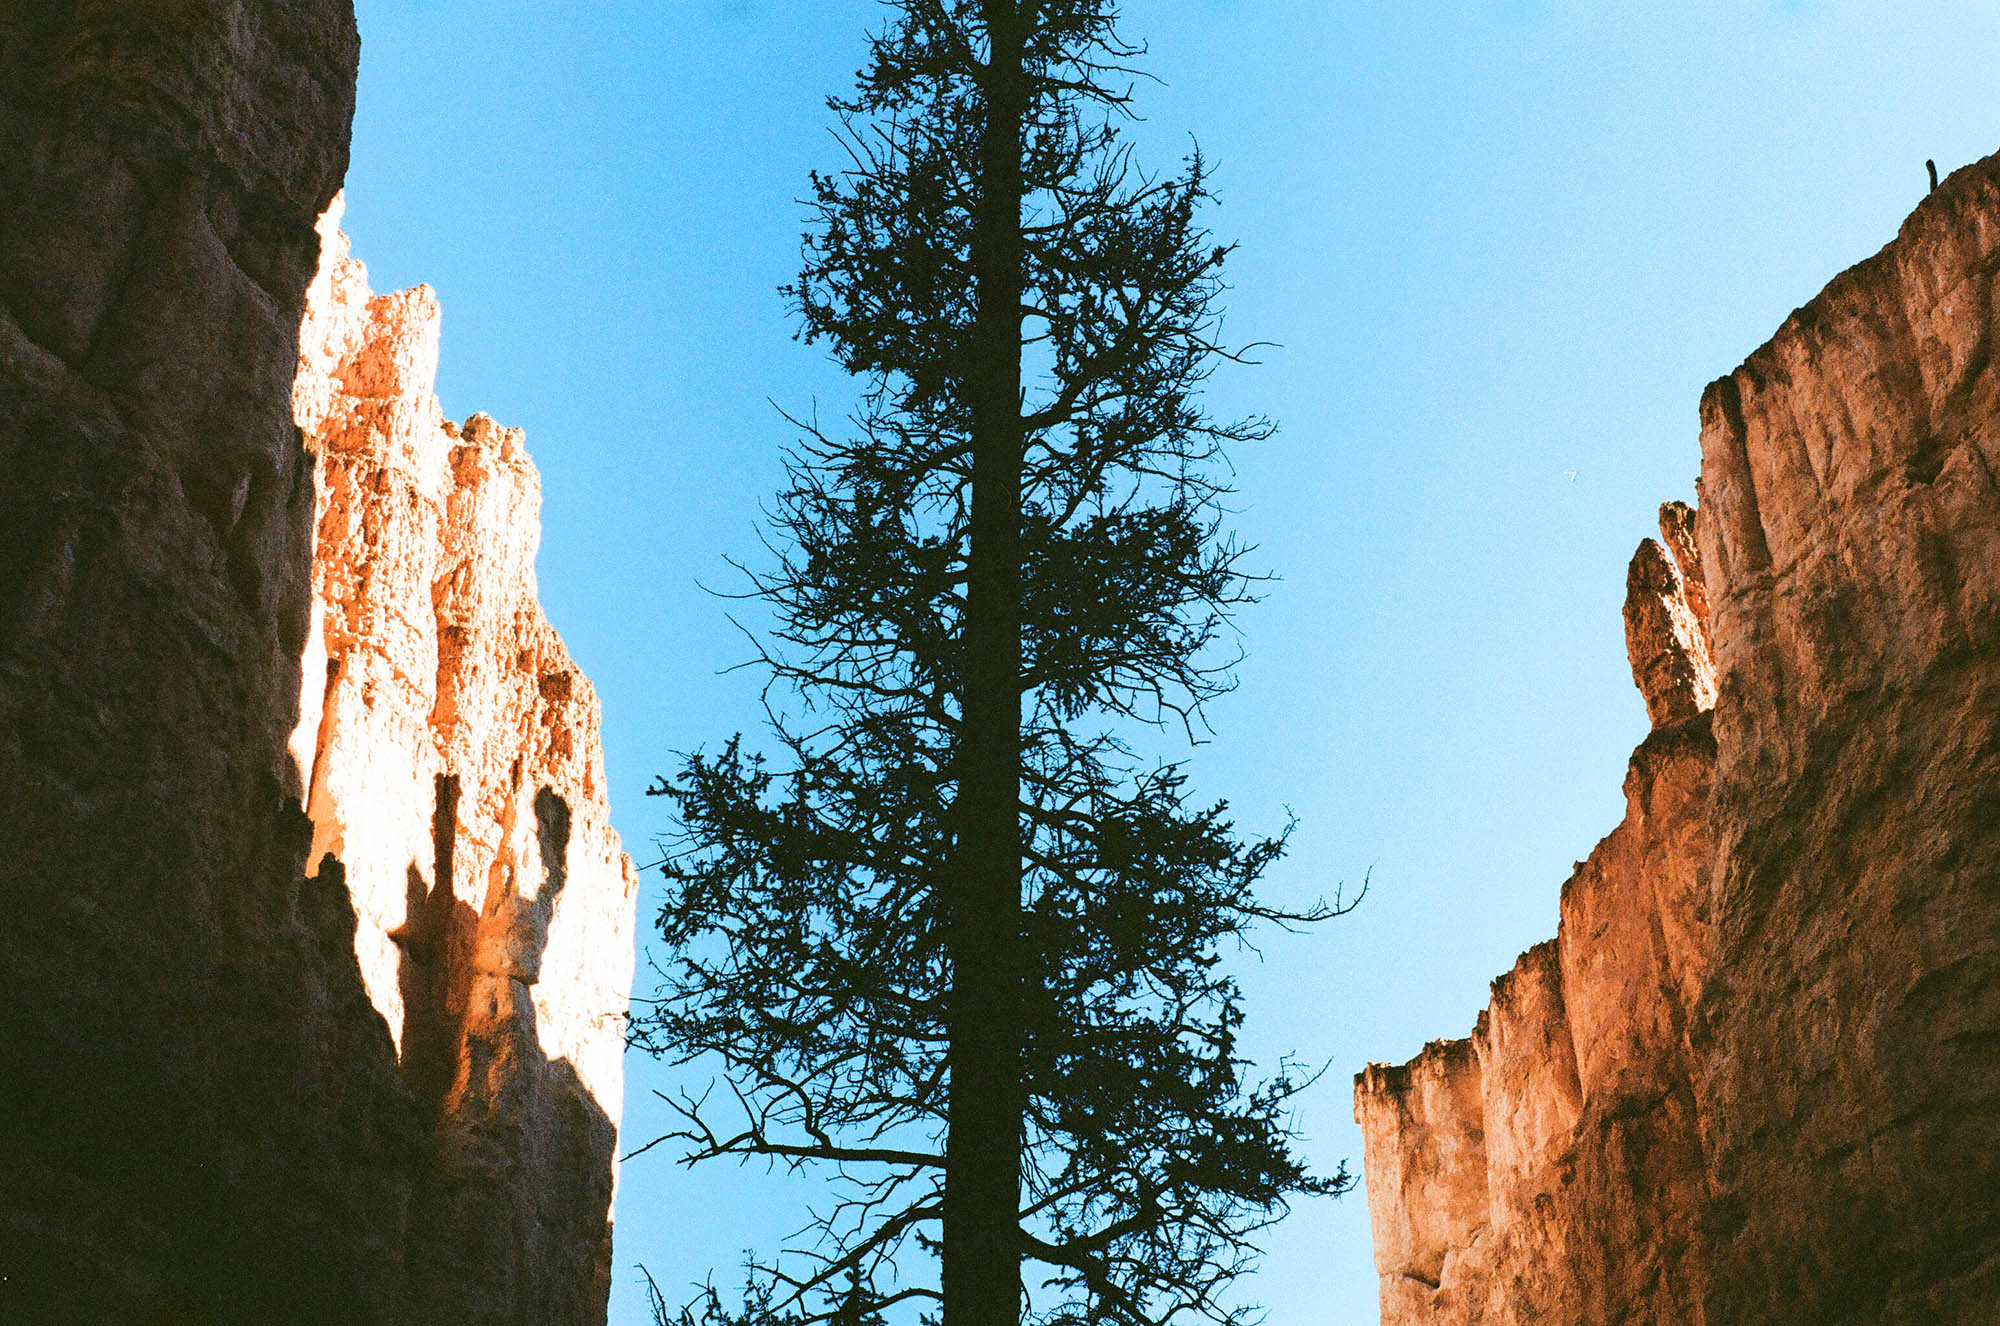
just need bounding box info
[0,3,398,1320]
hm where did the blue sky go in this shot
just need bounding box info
[345,4,2000,1322]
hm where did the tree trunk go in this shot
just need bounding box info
[943,4,1026,1326]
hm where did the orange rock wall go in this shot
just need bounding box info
[1355,697,1714,1324]
[1693,152,2000,1326]
[1356,158,2000,1325]
[292,200,636,1323]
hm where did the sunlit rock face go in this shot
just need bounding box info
[1356,154,2000,1325]
[1356,702,1714,1325]
[1626,501,1717,728]
[1354,1039,1490,1321]
[293,200,638,1325]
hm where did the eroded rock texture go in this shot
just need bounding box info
[0,9,634,1322]
[1356,694,1715,1325]
[294,201,637,1324]
[1695,153,2000,1326]
[0,3,390,1321]
[1356,157,2000,1325]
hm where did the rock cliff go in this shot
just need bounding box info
[293,198,637,1324]
[0,6,634,1322]
[0,4,385,1319]
[1355,157,2000,1325]
[1355,506,1716,1325]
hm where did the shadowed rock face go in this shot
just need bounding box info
[0,9,634,1323]
[1356,154,2000,1325]
[0,3,391,1322]
[1694,152,2000,1326]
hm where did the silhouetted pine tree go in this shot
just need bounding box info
[635,5,1349,1324]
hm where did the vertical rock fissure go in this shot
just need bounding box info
[395,772,464,1125]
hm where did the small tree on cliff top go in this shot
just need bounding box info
[634,4,1350,1324]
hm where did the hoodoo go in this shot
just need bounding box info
[1356,155,2000,1326]
[293,199,638,1325]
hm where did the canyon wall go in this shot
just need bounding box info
[0,6,634,1322]
[1356,157,2000,1325]
[0,4,387,1319]
[1694,149,2000,1326]
[293,200,638,1324]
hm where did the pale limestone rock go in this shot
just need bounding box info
[1355,1038,1488,1308]
[292,201,637,1325]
